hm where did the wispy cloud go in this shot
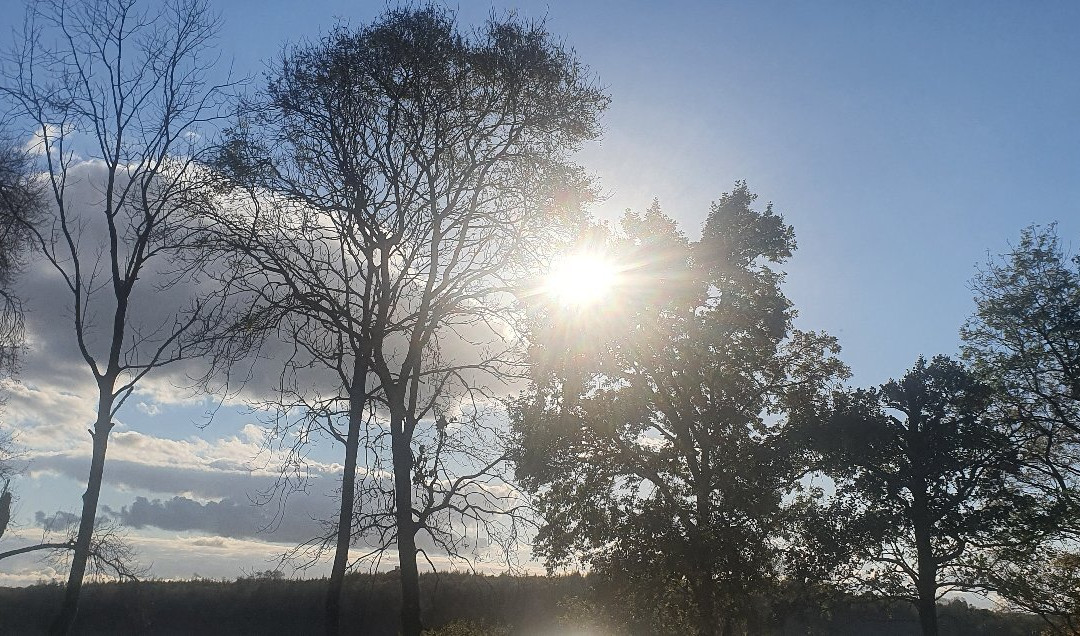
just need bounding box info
[136,402,161,416]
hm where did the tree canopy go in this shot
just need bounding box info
[210,7,607,635]
[512,184,847,635]
[799,355,1024,636]
[962,225,1080,632]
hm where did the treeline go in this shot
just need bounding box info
[0,572,1042,636]
[0,1,1079,636]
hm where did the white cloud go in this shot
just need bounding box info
[0,565,62,586]
[21,124,62,157]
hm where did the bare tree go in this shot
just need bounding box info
[0,130,40,542]
[0,122,45,584]
[1,0,230,632]
[210,7,606,635]
[201,171,385,635]
[0,129,42,376]
[0,511,142,582]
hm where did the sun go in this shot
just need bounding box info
[544,251,618,308]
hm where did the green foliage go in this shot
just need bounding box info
[963,225,1080,442]
[963,224,1080,512]
[988,547,1080,635]
[513,183,848,634]
[963,225,1080,631]
[799,356,1025,634]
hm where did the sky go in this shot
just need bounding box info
[2,0,1080,584]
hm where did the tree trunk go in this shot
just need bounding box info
[916,585,939,636]
[325,365,367,636]
[915,568,939,636]
[0,484,11,540]
[50,391,114,636]
[693,475,718,636]
[693,573,719,636]
[913,518,939,636]
[391,422,422,636]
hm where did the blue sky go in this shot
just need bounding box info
[2,0,1080,582]
[209,0,1080,383]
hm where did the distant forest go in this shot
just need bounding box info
[0,572,1046,635]
[2,2,1080,636]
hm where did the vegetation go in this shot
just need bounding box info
[1,0,233,630]
[0,131,38,544]
[961,225,1080,634]
[0,572,1043,636]
[208,7,605,635]
[799,356,1027,636]
[0,131,40,374]
[512,188,846,635]
[0,1,1078,635]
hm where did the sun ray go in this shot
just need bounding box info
[544,252,618,308]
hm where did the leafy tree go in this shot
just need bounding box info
[962,225,1080,629]
[801,356,1022,636]
[963,225,1080,510]
[1,0,230,631]
[987,545,1080,635]
[512,186,847,636]
[209,8,606,635]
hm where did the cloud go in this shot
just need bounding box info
[136,402,161,416]
[102,494,325,544]
[125,533,309,580]
[1,159,260,445]
[23,423,350,546]
[0,564,62,586]
[30,452,302,501]
[34,510,80,528]
[21,124,62,157]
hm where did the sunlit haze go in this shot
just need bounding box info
[544,252,619,308]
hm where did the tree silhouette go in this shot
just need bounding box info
[0,131,39,543]
[1,0,231,631]
[963,225,1080,510]
[513,186,846,636]
[962,225,1080,630]
[0,430,13,542]
[209,8,606,635]
[0,129,42,376]
[801,356,1023,636]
